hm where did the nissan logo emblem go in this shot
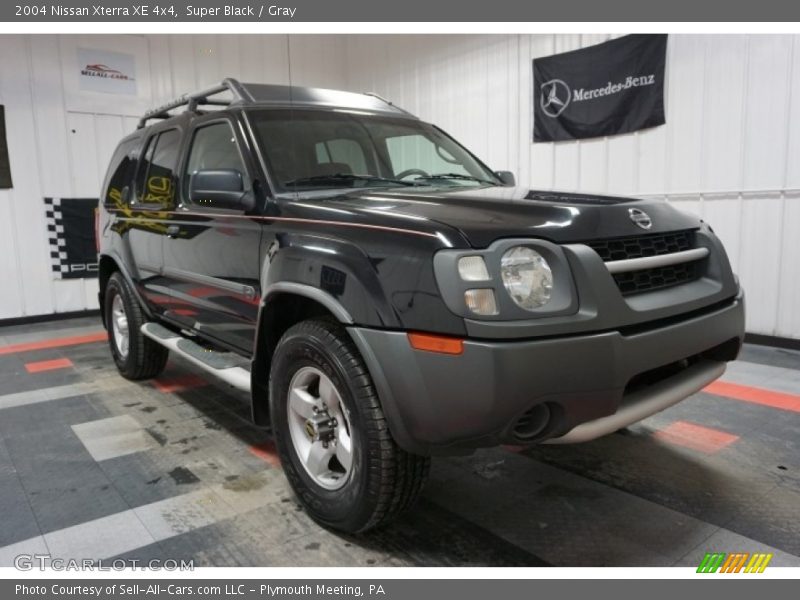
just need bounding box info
[628,208,653,230]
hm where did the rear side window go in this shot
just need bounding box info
[135,129,181,207]
[103,138,139,207]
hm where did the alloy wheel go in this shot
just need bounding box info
[111,294,130,360]
[287,366,354,490]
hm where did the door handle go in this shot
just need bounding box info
[166,225,180,239]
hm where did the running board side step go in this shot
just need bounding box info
[544,359,726,444]
[141,322,251,393]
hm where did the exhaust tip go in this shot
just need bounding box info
[512,403,551,441]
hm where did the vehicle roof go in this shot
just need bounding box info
[125,80,418,143]
[240,83,416,118]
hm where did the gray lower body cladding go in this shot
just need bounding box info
[348,290,745,456]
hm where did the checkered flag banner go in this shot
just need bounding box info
[44,197,99,279]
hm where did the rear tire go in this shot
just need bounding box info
[104,272,168,380]
[269,318,430,533]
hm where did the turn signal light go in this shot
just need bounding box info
[464,288,498,315]
[407,332,464,355]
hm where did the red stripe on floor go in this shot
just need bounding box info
[653,420,739,454]
[0,331,107,356]
[249,440,282,468]
[705,380,800,414]
[24,357,74,373]
[152,374,209,393]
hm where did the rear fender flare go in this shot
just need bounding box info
[98,251,153,326]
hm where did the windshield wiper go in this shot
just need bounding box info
[284,173,420,187]
[414,173,497,186]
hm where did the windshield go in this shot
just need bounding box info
[249,109,500,193]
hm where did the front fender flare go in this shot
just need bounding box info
[260,281,353,324]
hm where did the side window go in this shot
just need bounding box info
[135,129,181,207]
[103,138,139,207]
[314,138,367,174]
[386,134,469,177]
[135,135,155,200]
[183,121,248,202]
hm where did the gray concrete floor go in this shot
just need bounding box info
[0,316,799,567]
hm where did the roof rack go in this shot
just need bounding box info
[362,92,415,117]
[137,79,416,129]
[137,78,251,129]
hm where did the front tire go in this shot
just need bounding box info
[104,272,168,380]
[269,319,430,533]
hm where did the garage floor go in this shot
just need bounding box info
[0,316,799,568]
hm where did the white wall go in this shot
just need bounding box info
[0,34,348,321]
[343,34,800,339]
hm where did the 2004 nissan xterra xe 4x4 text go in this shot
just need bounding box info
[97,79,745,533]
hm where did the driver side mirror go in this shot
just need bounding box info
[495,171,516,187]
[189,169,255,211]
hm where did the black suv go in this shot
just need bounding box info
[97,79,745,533]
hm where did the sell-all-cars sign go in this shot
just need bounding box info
[78,47,137,95]
[533,34,667,142]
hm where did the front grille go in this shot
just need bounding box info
[613,261,701,295]
[585,230,703,296]
[586,230,694,262]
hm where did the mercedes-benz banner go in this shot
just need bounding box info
[533,34,667,142]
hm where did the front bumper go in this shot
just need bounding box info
[348,290,745,456]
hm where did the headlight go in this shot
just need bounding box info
[500,246,553,309]
[457,255,490,281]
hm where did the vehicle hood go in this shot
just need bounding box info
[301,186,702,248]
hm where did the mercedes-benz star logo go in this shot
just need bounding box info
[628,208,653,230]
[540,79,571,118]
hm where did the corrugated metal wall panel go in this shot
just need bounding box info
[777,192,800,339]
[0,36,51,318]
[703,36,747,192]
[742,36,792,191]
